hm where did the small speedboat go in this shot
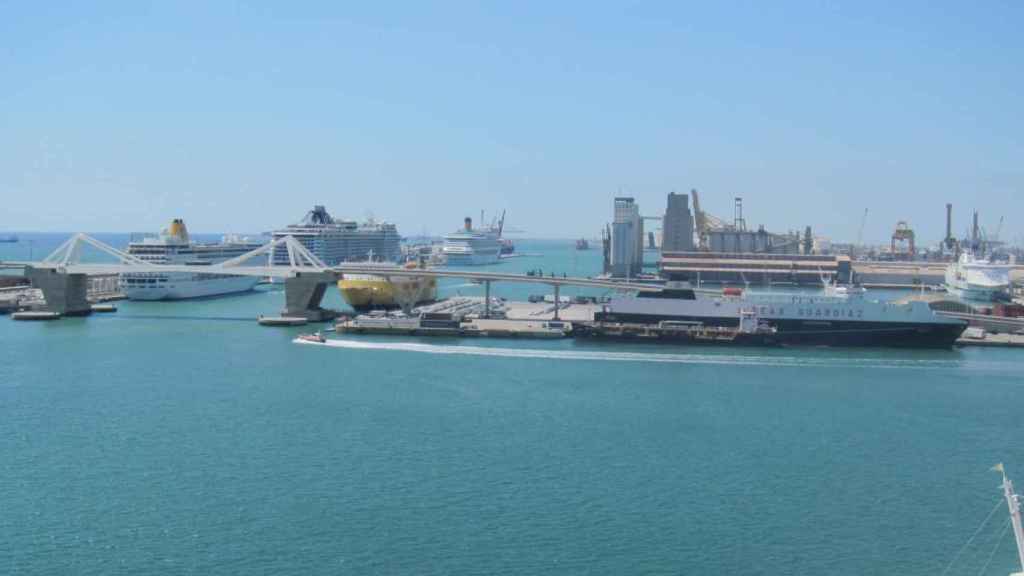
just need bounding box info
[297,332,326,344]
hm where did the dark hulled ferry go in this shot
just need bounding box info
[593,283,967,348]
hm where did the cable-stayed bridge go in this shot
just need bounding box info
[2,233,663,320]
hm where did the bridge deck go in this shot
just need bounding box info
[4,261,666,292]
[4,232,668,293]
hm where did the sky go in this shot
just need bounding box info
[1,1,1022,245]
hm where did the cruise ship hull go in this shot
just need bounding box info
[121,218,263,301]
[122,274,259,301]
[944,282,1008,302]
[444,252,501,266]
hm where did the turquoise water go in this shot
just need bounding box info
[2,237,1024,575]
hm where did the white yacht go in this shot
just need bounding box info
[120,219,263,300]
[944,251,1011,301]
[442,215,504,266]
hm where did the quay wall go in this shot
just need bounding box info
[661,252,1024,288]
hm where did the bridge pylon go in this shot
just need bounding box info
[219,234,328,272]
[23,267,93,316]
[227,235,339,321]
[283,271,339,322]
[42,233,149,268]
[27,233,151,316]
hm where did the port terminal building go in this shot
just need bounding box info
[659,251,853,286]
[610,197,645,278]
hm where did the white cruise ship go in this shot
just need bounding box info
[944,251,1011,301]
[272,206,401,266]
[120,219,263,300]
[442,215,504,266]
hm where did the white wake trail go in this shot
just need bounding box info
[293,338,993,371]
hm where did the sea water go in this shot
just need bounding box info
[2,236,1023,575]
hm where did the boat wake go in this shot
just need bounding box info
[442,283,481,290]
[293,338,1006,371]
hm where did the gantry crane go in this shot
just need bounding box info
[890,221,916,258]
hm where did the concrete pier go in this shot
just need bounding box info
[956,333,1024,348]
[503,300,599,322]
[23,267,93,316]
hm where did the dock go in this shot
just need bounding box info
[956,333,1024,348]
[657,253,1024,290]
[335,297,588,338]
[258,316,309,327]
[12,311,62,321]
[502,300,600,322]
[0,272,125,315]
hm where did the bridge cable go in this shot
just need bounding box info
[974,517,1012,576]
[939,497,1005,576]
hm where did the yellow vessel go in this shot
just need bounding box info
[338,262,438,311]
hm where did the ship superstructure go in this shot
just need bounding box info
[272,206,401,266]
[596,283,967,347]
[120,219,262,300]
[944,251,1011,301]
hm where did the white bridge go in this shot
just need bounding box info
[4,233,664,320]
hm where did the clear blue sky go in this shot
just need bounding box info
[2,1,1021,244]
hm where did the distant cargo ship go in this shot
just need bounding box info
[120,219,262,300]
[0,234,18,243]
[575,238,589,250]
[442,212,506,266]
[272,205,401,266]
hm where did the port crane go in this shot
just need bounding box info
[690,188,728,251]
[690,189,800,254]
[890,221,916,258]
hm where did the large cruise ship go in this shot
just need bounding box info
[120,219,263,300]
[594,283,967,347]
[272,206,401,266]
[442,214,504,266]
[944,251,1011,301]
